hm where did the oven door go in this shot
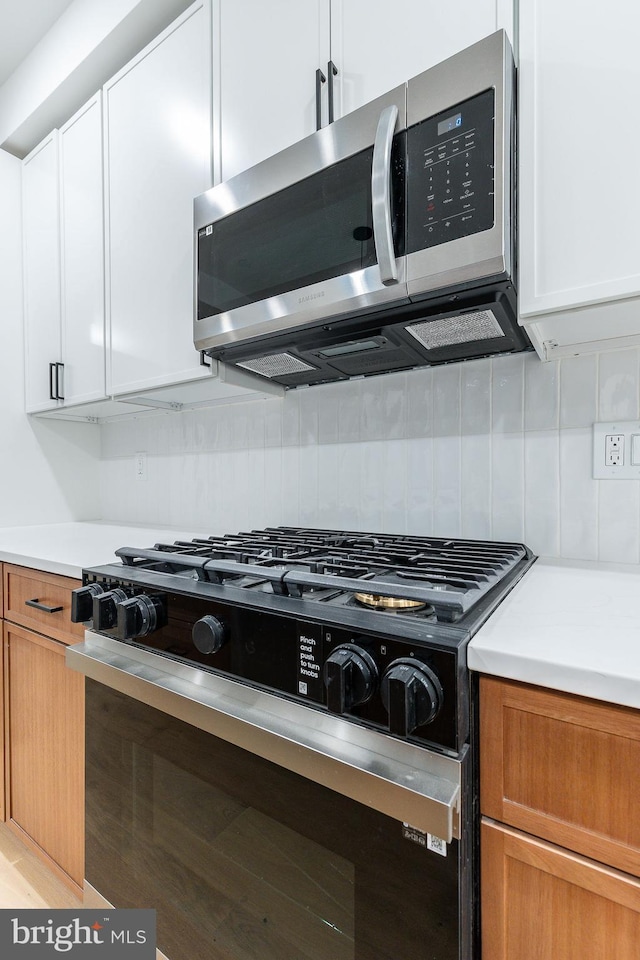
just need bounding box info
[194,85,408,360]
[68,634,476,960]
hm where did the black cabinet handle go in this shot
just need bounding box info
[49,361,64,401]
[328,60,338,124]
[25,598,64,614]
[55,361,64,400]
[315,67,326,130]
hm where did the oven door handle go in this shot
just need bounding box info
[371,103,399,286]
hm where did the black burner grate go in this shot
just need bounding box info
[115,526,532,622]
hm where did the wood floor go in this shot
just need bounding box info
[0,821,82,909]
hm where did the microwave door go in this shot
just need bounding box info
[194,86,408,354]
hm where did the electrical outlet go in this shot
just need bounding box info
[604,434,624,466]
[135,452,147,481]
[593,422,640,479]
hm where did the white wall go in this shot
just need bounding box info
[99,345,640,564]
[0,148,101,526]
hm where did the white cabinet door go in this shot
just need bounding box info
[331,0,501,119]
[216,0,330,181]
[59,93,106,407]
[215,0,506,180]
[519,0,640,322]
[105,0,212,397]
[23,132,62,413]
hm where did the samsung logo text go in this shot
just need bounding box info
[298,291,325,303]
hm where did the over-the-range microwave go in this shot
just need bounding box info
[194,30,530,388]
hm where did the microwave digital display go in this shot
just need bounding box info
[437,112,463,136]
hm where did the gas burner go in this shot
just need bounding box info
[354,592,429,612]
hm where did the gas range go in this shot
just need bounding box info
[71,526,534,756]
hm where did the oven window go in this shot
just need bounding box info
[86,680,460,960]
[197,149,379,320]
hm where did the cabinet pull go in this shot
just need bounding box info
[49,362,56,400]
[327,61,338,124]
[315,68,326,130]
[55,361,65,400]
[25,598,64,614]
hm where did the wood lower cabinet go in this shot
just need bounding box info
[0,562,4,822]
[482,820,640,960]
[480,676,640,959]
[2,564,84,894]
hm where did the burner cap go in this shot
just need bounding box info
[354,592,426,611]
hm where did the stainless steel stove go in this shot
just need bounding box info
[71,526,533,753]
[67,526,535,960]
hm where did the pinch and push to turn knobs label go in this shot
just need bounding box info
[296,623,323,700]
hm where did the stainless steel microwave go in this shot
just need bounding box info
[194,30,529,387]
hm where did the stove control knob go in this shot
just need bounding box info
[93,588,129,632]
[323,644,378,714]
[116,594,166,641]
[192,615,227,655]
[381,658,443,737]
[71,583,105,623]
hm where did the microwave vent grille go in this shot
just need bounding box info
[406,310,505,350]
[237,354,316,378]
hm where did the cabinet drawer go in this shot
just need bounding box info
[3,565,83,645]
[480,676,640,878]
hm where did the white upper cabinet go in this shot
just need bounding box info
[331,0,504,120]
[59,93,106,407]
[23,132,62,414]
[216,0,329,181]
[518,0,640,358]
[215,0,507,182]
[104,0,212,396]
[23,1,279,422]
[24,97,107,415]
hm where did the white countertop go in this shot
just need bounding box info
[468,557,640,709]
[1,523,639,710]
[0,521,203,579]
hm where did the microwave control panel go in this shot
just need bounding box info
[406,88,495,252]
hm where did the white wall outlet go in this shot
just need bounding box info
[593,422,640,479]
[604,434,624,466]
[135,451,147,481]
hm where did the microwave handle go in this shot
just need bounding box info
[371,104,399,285]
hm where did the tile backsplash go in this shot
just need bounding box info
[99,348,640,563]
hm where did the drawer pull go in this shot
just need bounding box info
[25,598,64,614]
